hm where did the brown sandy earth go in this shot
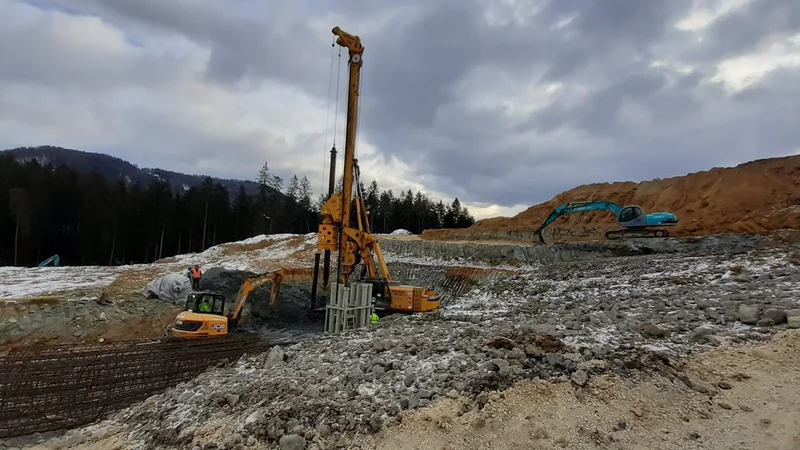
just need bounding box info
[0,267,183,352]
[0,295,180,353]
[357,330,800,450]
[423,154,800,243]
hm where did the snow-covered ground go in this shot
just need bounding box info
[170,232,319,271]
[0,230,472,300]
[0,233,320,299]
[0,266,121,299]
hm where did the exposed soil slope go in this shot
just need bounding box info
[423,155,800,243]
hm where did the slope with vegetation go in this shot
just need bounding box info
[0,147,474,267]
[422,155,800,243]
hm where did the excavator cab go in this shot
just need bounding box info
[617,205,646,227]
[184,292,226,316]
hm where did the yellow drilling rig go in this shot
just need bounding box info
[310,27,441,314]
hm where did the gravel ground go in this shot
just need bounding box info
[4,239,800,450]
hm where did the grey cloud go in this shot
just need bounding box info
[683,0,800,62]
[2,0,798,213]
[539,0,694,81]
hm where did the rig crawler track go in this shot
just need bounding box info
[0,335,272,439]
[604,228,670,240]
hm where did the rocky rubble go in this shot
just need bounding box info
[69,317,625,450]
[439,247,800,355]
[11,240,800,450]
[380,233,764,265]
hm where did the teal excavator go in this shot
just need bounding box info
[534,201,678,244]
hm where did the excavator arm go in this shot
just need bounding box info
[229,269,284,327]
[534,201,623,244]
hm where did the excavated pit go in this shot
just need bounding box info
[198,267,322,344]
[381,233,764,266]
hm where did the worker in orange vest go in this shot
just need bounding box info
[190,265,202,290]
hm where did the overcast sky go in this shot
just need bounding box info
[1,0,798,219]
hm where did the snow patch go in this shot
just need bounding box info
[0,266,119,299]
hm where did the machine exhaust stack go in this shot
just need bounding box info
[313,145,338,310]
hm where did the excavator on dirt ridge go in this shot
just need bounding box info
[168,269,283,339]
[534,201,678,244]
[311,26,441,314]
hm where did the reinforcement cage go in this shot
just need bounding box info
[0,336,272,439]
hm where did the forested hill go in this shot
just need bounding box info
[1,147,476,267]
[3,146,272,198]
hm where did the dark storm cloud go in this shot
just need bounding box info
[3,0,799,214]
[539,0,694,80]
[685,0,800,62]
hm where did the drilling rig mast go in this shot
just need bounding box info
[312,27,441,314]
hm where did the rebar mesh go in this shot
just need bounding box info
[0,335,273,438]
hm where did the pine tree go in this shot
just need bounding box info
[268,174,284,193]
[434,201,446,228]
[257,162,271,186]
[8,187,31,266]
[287,175,300,202]
[299,176,313,210]
[314,193,329,213]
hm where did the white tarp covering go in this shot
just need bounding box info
[142,273,192,303]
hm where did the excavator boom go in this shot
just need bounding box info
[230,269,284,324]
[535,201,622,241]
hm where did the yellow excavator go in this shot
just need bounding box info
[312,27,441,314]
[168,269,283,339]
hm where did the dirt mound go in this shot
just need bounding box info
[423,155,800,243]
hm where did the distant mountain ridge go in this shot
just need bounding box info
[3,146,275,198]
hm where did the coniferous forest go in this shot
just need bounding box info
[0,153,475,267]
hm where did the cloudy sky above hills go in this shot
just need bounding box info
[1,0,798,219]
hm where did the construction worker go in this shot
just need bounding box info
[370,312,380,326]
[190,265,202,290]
[198,297,211,313]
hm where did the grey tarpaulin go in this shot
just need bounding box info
[142,273,192,303]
